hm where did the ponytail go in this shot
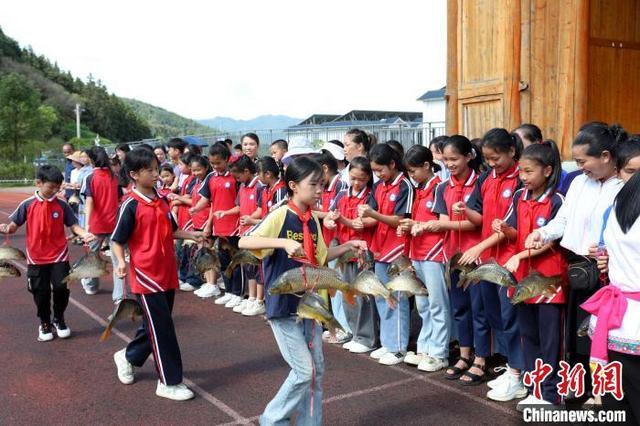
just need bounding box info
[573,122,628,159]
[615,171,640,233]
[405,145,441,173]
[443,135,483,172]
[521,139,562,191]
[369,143,405,173]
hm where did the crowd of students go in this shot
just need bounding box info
[1,123,639,424]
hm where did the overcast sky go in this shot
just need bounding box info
[1,0,446,120]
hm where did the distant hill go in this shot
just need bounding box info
[198,115,302,132]
[122,98,216,138]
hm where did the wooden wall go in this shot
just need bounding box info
[446,0,640,159]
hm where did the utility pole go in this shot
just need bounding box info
[75,103,82,139]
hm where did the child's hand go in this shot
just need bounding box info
[504,255,520,273]
[324,218,336,230]
[0,223,9,234]
[460,245,482,265]
[351,217,364,230]
[188,206,199,215]
[82,232,97,244]
[115,260,127,279]
[357,204,372,218]
[525,230,543,249]
[492,219,505,234]
[411,222,426,236]
[452,201,466,216]
[202,225,212,238]
[397,219,414,236]
[190,231,205,244]
[327,211,340,221]
[213,211,225,219]
[424,220,442,232]
[239,215,252,226]
[283,239,304,257]
[347,240,368,254]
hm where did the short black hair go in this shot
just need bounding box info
[154,144,167,154]
[159,164,175,175]
[271,139,288,150]
[167,138,187,152]
[314,150,338,174]
[136,143,154,153]
[187,144,202,155]
[233,144,242,151]
[37,165,64,184]
[208,141,231,161]
[224,138,233,147]
[180,152,195,166]
[63,142,75,150]
[124,148,157,180]
[230,155,257,174]
[116,143,131,153]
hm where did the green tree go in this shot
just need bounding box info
[0,72,57,156]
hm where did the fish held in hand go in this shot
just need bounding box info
[388,255,414,277]
[510,272,563,304]
[269,266,358,304]
[100,299,144,342]
[445,252,476,289]
[458,261,517,291]
[352,270,397,308]
[193,246,221,274]
[387,270,428,296]
[63,252,109,283]
[0,246,26,261]
[0,261,21,278]
[296,292,344,336]
[224,250,260,278]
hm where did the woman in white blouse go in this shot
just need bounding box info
[525,123,627,380]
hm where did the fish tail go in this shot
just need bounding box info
[224,263,235,279]
[326,318,344,337]
[99,327,112,342]
[386,294,398,309]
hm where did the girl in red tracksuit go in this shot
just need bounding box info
[358,143,414,366]
[158,164,176,198]
[427,136,483,383]
[325,156,377,352]
[314,150,347,246]
[498,140,566,405]
[457,128,525,395]
[397,145,449,372]
[257,157,287,218]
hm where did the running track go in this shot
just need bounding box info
[0,188,523,425]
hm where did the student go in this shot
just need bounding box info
[418,135,482,383]
[397,145,450,372]
[325,156,378,353]
[241,133,260,163]
[512,123,543,149]
[386,140,405,158]
[169,153,200,292]
[110,148,202,401]
[158,165,175,198]
[192,143,242,308]
[342,128,374,186]
[429,135,451,181]
[586,171,640,423]
[0,165,95,341]
[230,155,265,316]
[257,157,288,216]
[154,145,169,166]
[321,140,347,173]
[189,156,220,298]
[239,156,367,426]
[457,128,525,394]
[167,138,188,191]
[80,146,124,301]
[270,139,288,163]
[233,144,243,157]
[358,143,414,366]
[65,151,84,215]
[526,123,627,391]
[496,141,566,408]
[612,137,640,183]
[115,143,131,162]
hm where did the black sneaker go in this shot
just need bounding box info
[38,323,54,342]
[53,318,71,339]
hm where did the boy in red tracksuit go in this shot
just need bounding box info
[0,165,95,341]
[111,148,202,401]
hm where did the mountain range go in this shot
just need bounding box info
[198,115,302,132]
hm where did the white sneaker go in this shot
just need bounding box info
[418,356,448,372]
[225,295,242,308]
[179,282,197,292]
[53,319,71,339]
[155,381,195,401]
[214,293,233,305]
[195,283,221,298]
[516,394,552,412]
[487,373,528,402]
[404,351,425,366]
[81,279,98,295]
[379,352,405,366]
[233,298,249,313]
[348,341,375,354]
[38,324,54,342]
[342,340,355,350]
[113,348,134,385]
[370,347,389,360]
[488,365,509,389]
[242,300,266,316]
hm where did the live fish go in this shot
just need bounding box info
[296,292,344,336]
[458,262,517,291]
[388,255,415,277]
[0,261,21,278]
[351,270,397,308]
[224,250,260,278]
[100,299,144,342]
[444,252,476,289]
[193,246,221,274]
[68,194,81,206]
[0,246,26,261]
[387,270,428,296]
[63,252,109,283]
[269,266,357,304]
[510,272,563,304]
